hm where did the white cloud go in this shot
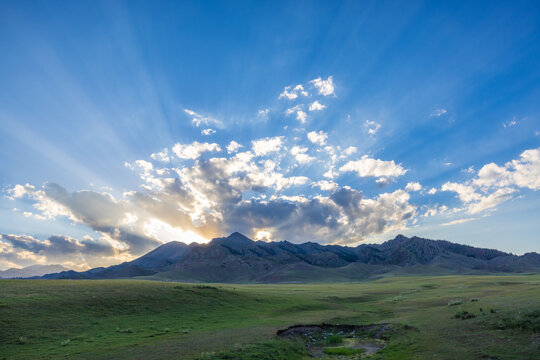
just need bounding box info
[172,141,221,159]
[428,188,437,195]
[258,108,269,117]
[364,120,381,135]
[441,182,482,203]
[150,148,170,163]
[309,101,326,111]
[285,105,303,116]
[307,130,328,146]
[251,136,284,156]
[296,110,307,124]
[474,148,540,190]
[430,109,447,117]
[291,146,314,164]
[7,184,35,199]
[226,141,243,153]
[442,147,540,214]
[311,76,335,96]
[294,84,308,96]
[341,146,358,158]
[279,84,308,100]
[405,182,422,192]
[201,128,216,136]
[312,180,338,191]
[184,109,223,128]
[323,168,338,179]
[340,156,407,182]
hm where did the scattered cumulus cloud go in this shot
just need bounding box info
[251,137,284,156]
[307,131,328,146]
[285,105,303,116]
[296,110,307,123]
[201,128,216,136]
[150,148,170,163]
[172,141,221,159]
[291,146,314,164]
[309,101,326,111]
[442,147,540,214]
[313,180,338,191]
[279,84,308,100]
[226,141,243,153]
[405,182,422,192]
[340,156,407,183]
[311,76,335,96]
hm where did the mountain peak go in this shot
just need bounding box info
[226,232,253,243]
[392,234,410,242]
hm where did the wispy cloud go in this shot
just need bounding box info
[364,120,381,135]
[503,116,518,128]
[185,109,223,128]
[441,218,478,226]
[430,109,447,117]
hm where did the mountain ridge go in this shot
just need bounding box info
[38,233,540,282]
[0,264,68,279]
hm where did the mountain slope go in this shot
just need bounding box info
[40,233,540,282]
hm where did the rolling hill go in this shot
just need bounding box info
[40,233,540,282]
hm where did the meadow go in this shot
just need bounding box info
[1,275,539,359]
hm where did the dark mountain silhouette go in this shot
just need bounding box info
[40,233,540,282]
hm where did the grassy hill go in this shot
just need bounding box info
[1,275,539,359]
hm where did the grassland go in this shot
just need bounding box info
[1,275,539,359]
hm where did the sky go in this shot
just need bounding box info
[0,0,539,270]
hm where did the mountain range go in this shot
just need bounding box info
[0,264,68,279]
[37,233,540,283]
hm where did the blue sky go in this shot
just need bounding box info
[0,0,539,270]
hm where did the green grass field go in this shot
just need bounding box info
[1,275,539,359]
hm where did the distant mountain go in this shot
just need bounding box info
[39,233,540,282]
[0,264,68,279]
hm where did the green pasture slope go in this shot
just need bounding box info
[1,275,539,359]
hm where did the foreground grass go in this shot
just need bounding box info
[1,275,539,359]
[195,339,308,360]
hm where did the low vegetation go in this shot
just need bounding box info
[325,334,344,345]
[1,275,539,359]
[323,346,365,355]
[494,310,540,332]
[195,340,308,360]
